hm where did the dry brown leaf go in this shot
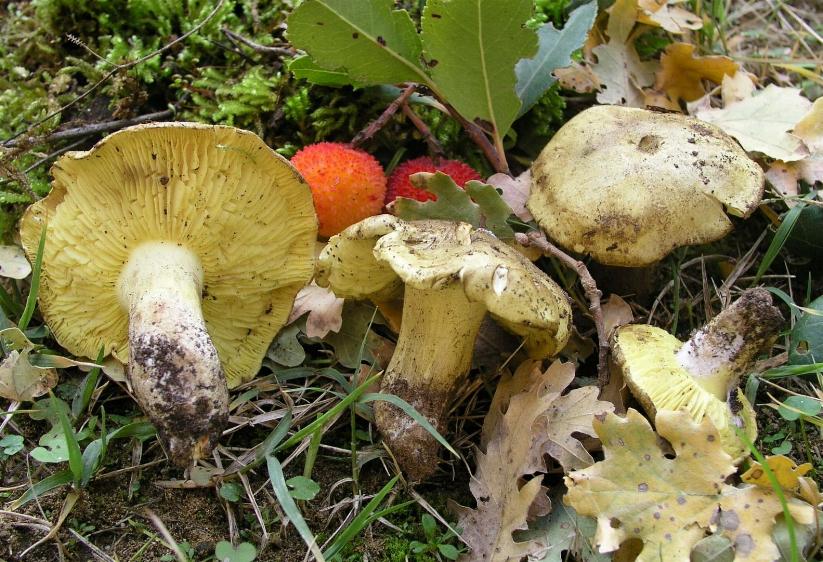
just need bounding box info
[554,62,601,93]
[0,245,31,280]
[0,349,58,402]
[654,42,738,104]
[287,283,344,338]
[766,161,800,198]
[606,0,638,43]
[602,294,633,339]
[721,72,756,107]
[637,0,702,34]
[564,409,815,562]
[485,171,532,221]
[592,40,657,107]
[458,361,613,561]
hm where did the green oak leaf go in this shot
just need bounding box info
[421,0,538,137]
[287,0,431,87]
[394,172,515,240]
[515,2,597,116]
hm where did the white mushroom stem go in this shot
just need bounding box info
[675,288,783,400]
[374,283,486,481]
[118,241,229,467]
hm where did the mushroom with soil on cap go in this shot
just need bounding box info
[20,122,317,467]
[528,105,764,295]
[316,213,572,481]
[611,288,783,462]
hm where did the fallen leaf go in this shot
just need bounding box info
[792,97,823,152]
[741,455,813,492]
[0,245,31,280]
[0,349,58,402]
[267,324,306,367]
[721,72,756,107]
[457,360,613,561]
[601,294,633,339]
[564,409,815,562]
[695,85,812,161]
[554,62,600,93]
[288,283,344,338]
[638,0,703,34]
[485,171,532,221]
[606,0,638,44]
[654,43,738,104]
[592,40,657,107]
[765,161,799,198]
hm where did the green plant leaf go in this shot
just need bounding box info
[515,2,597,116]
[394,172,516,240]
[288,54,358,87]
[8,468,74,510]
[784,200,823,261]
[320,301,380,369]
[789,295,823,365]
[219,482,243,502]
[421,0,537,137]
[267,324,306,367]
[266,455,324,561]
[777,395,822,421]
[286,475,320,500]
[287,0,430,87]
[0,434,24,456]
[214,540,257,562]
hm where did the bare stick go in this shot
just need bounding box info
[351,84,417,147]
[222,28,296,56]
[400,103,445,158]
[516,231,610,387]
[1,0,225,147]
[439,99,509,174]
[5,110,173,149]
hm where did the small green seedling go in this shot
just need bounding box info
[408,514,462,561]
[214,540,257,562]
[0,434,24,459]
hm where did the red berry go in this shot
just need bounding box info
[291,143,386,238]
[386,156,482,203]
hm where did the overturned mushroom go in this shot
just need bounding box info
[528,106,764,270]
[612,289,783,461]
[20,123,317,466]
[316,215,572,480]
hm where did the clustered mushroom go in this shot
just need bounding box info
[315,214,572,480]
[21,123,317,466]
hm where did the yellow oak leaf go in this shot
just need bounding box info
[606,0,638,43]
[554,62,601,93]
[564,409,815,562]
[654,42,738,104]
[741,455,813,492]
[457,360,613,561]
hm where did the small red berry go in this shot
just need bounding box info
[385,156,482,203]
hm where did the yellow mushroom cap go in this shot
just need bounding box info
[20,122,317,388]
[612,324,757,462]
[317,215,572,357]
[528,106,765,267]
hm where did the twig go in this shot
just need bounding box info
[439,98,509,174]
[516,231,609,387]
[1,0,225,147]
[23,139,87,174]
[5,110,174,149]
[351,84,417,147]
[221,28,296,56]
[400,103,445,158]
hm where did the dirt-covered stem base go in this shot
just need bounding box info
[118,241,229,467]
[375,284,486,481]
[675,288,783,400]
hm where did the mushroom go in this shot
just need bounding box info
[316,214,572,480]
[612,288,783,461]
[528,106,764,293]
[20,122,317,466]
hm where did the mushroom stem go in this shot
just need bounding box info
[375,284,486,481]
[675,289,783,400]
[118,241,229,467]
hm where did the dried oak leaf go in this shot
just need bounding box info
[592,40,657,107]
[457,361,613,561]
[564,409,815,562]
[654,43,738,104]
[637,0,703,34]
[741,455,813,493]
[287,283,344,338]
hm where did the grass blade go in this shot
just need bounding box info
[266,455,325,562]
[9,468,74,510]
[54,394,83,484]
[753,201,806,285]
[18,224,46,331]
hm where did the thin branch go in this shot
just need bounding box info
[400,103,444,158]
[5,110,173,149]
[516,231,609,387]
[351,84,417,148]
[222,28,296,56]
[438,98,509,174]
[1,0,225,147]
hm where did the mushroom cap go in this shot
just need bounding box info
[528,106,765,267]
[612,323,757,462]
[20,122,317,388]
[316,215,572,357]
